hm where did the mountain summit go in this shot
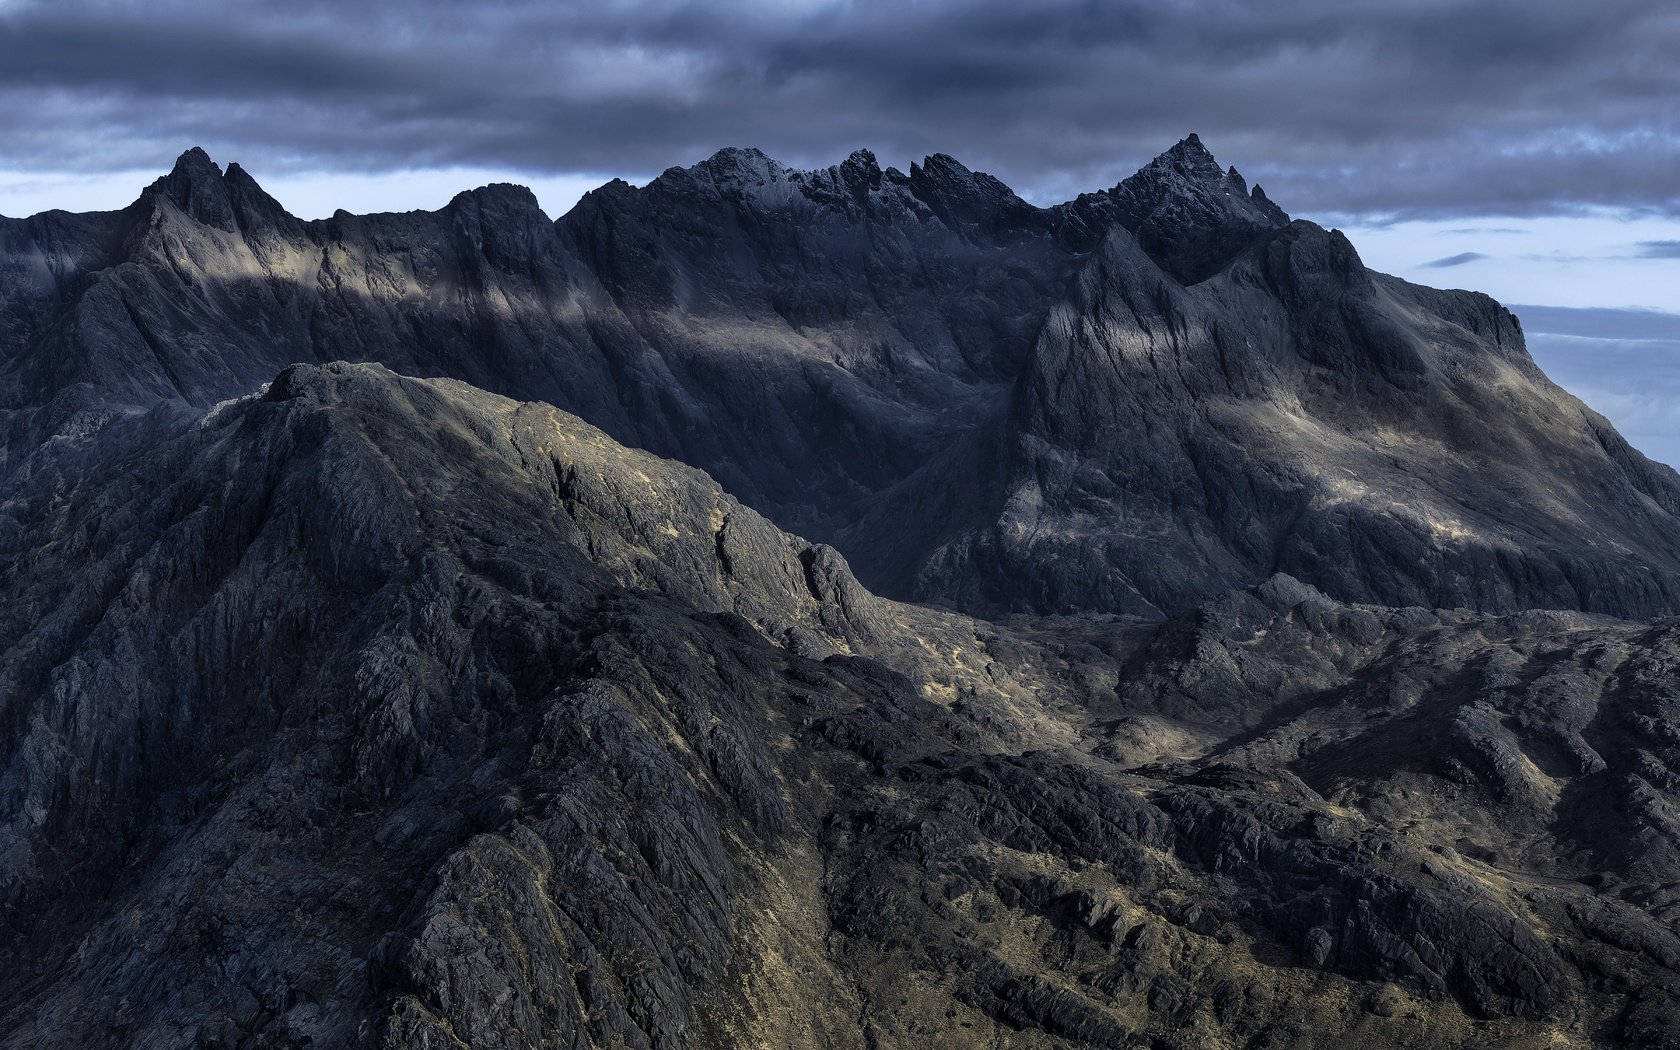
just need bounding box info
[2,366,1679,1048]
[3,141,1680,1048]
[2,136,1678,624]
[1093,132,1291,281]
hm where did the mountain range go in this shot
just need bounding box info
[2,138,1679,1048]
[6,135,1680,619]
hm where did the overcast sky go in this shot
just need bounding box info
[1,0,1677,459]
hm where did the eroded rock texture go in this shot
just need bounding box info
[4,138,1679,617]
[0,364,1678,1048]
[6,137,1680,1048]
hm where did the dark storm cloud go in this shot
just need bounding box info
[0,0,1677,219]
[1423,252,1488,268]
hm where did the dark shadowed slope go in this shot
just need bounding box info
[3,139,1678,621]
[2,363,1678,1048]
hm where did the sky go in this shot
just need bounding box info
[0,0,1676,459]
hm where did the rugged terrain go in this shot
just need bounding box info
[4,137,1679,618]
[2,141,1680,1048]
[2,363,1679,1048]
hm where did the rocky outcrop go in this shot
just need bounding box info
[1,364,1679,1048]
[917,218,1680,617]
[5,133,1680,1050]
[4,139,1679,620]
[1062,132,1290,281]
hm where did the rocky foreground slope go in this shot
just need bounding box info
[2,363,1679,1048]
[4,138,1680,618]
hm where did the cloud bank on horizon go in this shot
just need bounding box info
[1517,306,1680,469]
[0,0,1675,223]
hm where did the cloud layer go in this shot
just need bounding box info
[1,0,1677,220]
[1423,252,1489,268]
[1517,305,1680,468]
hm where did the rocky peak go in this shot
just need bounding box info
[126,148,310,250]
[907,153,1043,242]
[222,162,279,208]
[908,151,973,183]
[221,161,308,241]
[138,146,238,231]
[1116,134,1288,223]
[1073,133,1292,282]
[837,148,883,192]
[780,148,895,215]
[167,145,223,186]
[1147,132,1227,182]
[687,147,792,192]
[446,182,545,217]
[440,183,559,270]
[14,136,1680,628]
[908,152,1017,203]
[264,360,355,403]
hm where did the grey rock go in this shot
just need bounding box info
[0,365,1678,1047]
[4,139,1679,619]
[7,135,1680,1049]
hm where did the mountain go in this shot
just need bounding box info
[2,363,1678,1048]
[7,139,1680,1048]
[4,138,1680,619]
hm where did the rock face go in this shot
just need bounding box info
[6,139,1680,1049]
[4,138,1680,618]
[2,363,1679,1049]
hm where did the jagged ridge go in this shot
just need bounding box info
[10,128,1680,1050]
[2,138,1677,623]
[1,364,1678,1048]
